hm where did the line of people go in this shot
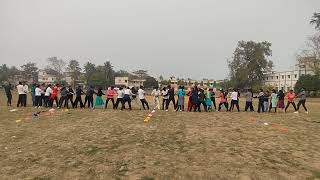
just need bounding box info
[2,82,309,114]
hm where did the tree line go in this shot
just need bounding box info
[0,58,158,89]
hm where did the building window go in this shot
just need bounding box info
[282,75,284,79]
[288,75,290,79]
[125,80,128,83]
[295,74,297,78]
[271,76,273,80]
[266,77,268,80]
[276,76,278,79]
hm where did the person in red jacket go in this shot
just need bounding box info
[49,84,59,108]
[285,89,297,113]
[105,86,116,109]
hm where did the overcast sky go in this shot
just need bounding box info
[1,0,319,80]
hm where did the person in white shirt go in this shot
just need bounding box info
[162,87,169,110]
[44,84,52,108]
[17,81,26,107]
[115,87,124,109]
[229,88,240,112]
[35,84,43,108]
[121,87,134,110]
[151,86,161,110]
[138,86,149,110]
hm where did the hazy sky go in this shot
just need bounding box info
[1,0,319,80]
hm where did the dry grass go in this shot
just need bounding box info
[0,91,320,180]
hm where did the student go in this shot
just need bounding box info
[244,89,254,112]
[256,89,265,113]
[176,86,186,111]
[67,86,75,107]
[229,88,240,112]
[189,86,200,112]
[210,88,217,111]
[34,84,43,108]
[285,90,297,113]
[162,87,169,111]
[59,85,69,108]
[40,83,46,107]
[121,87,134,110]
[138,86,149,110]
[205,88,213,111]
[105,86,116,109]
[131,87,141,109]
[44,84,52,108]
[218,89,228,111]
[263,90,270,112]
[269,89,278,113]
[277,90,285,112]
[3,82,12,106]
[23,82,29,106]
[115,87,124,109]
[94,87,105,109]
[49,84,59,108]
[84,86,95,108]
[186,87,194,111]
[296,87,308,113]
[167,85,176,110]
[17,81,27,107]
[197,88,207,112]
[151,86,161,110]
[74,85,85,108]
[31,83,36,106]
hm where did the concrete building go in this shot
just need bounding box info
[115,77,145,87]
[263,63,314,91]
[38,69,58,84]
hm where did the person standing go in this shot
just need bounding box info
[263,90,270,112]
[105,86,116,109]
[67,86,75,108]
[73,85,85,108]
[210,88,217,111]
[17,82,26,107]
[269,89,278,113]
[295,87,308,113]
[84,85,95,108]
[277,90,285,112]
[176,86,186,111]
[49,84,59,108]
[138,86,149,110]
[218,89,228,111]
[115,87,124,109]
[3,82,13,106]
[34,84,43,108]
[285,90,297,113]
[162,87,169,111]
[244,89,254,112]
[167,85,176,110]
[189,86,200,112]
[94,87,105,109]
[31,83,36,106]
[229,88,240,112]
[59,85,69,109]
[197,88,207,112]
[44,84,52,108]
[121,87,134,110]
[151,86,161,110]
[256,89,265,113]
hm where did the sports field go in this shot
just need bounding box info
[0,92,320,180]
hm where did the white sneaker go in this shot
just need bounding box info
[305,111,309,114]
[294,111,299,114]
[165,110,168,112]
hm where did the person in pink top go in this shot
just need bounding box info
[285,89,297,113]
[105,86,116,109]
[218,89,228,111]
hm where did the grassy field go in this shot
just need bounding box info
[0,91,320,180]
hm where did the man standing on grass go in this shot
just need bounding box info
[17,81,27,107]
[244,89,254,112]
[138,86,149,110]
[295,88,308,114]
[3,82,13,106]
[229,88,240,112]
[285,90,297,113]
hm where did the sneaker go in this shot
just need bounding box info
[165,110,168,112]
[294,111,299,114]
[305,111,309,114]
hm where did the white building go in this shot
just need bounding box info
[38,69,58,84]
[263,63,314,91]
[115,77,145,87]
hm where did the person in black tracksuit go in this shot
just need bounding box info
[84,86,95,108]
[189,87,199,112]
[74,86,85,108]
[166,85,176,110]
[67,86,74,108]
[256,89,265,113]
[197,89,207,112]
[59,86,69,109]
[3,83,12,106]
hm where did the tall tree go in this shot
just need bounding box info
[67,60,82,87]
[103,61,115,88]
[228,40,273,88]
[310,12,320,31]
[0,64,10,83]
[298,34,320,76]
[47,57,66,82]
[83,62,96,85]
[20,62,38,80]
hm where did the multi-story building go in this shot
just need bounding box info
[38,69,58,84]
[115,77,145,87]
[263,62,314,91]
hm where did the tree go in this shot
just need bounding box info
[20,62,38,80]
[0,64,10,83]
[103,61,115,88]
[83,62,96,85]
[310,12,320,31]
[228,40,273,88]
[295,74,320,96]
[67,60,82,87]
[47,57,66,82]
[298,34,320,76]
[132,70,148,79]
[159,75,164,82]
